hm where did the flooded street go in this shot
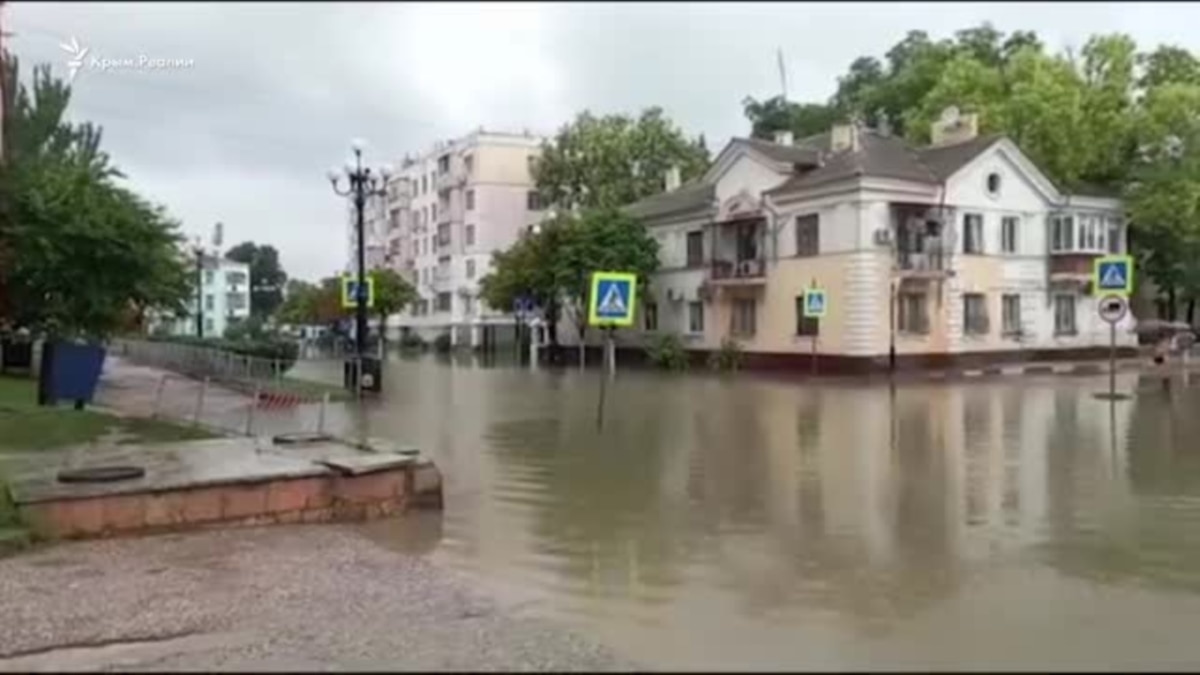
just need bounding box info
[294,355,1200,670]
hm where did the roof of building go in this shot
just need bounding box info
[734,136,823,167]
[625,180,716,220]
[913,133,1004,181]
[629,127,1050,220]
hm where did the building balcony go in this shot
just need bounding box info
[709,258,766,285]
[1048,252,1099,284]
[436,166,467,192]
[895,249,950,280]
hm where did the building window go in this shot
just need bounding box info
[390,209,401,231]
[643,302,658,331]
[1051,214,1074,252]
[527,190,543,211]
[1054,294,1077,335]
[898,293,929,334]
[1001,216,1018,254]
[465,225,476,246]
[421,175,427,195]
[227,293,247,311]
[688,301,704,333]
[1107,217,1122,253]
[795,295,819,336]
[204,294,214,311]
[466,259,476,279]
[527,155,537,177]
[795,214,819,257]
[204,318,214,333]
[437,223,450,247]
[204,270,215,285]
[226,271,247,286]
[963,293,989,335]
[730,298,756,337]
[432,203,439,223]
[466,189,475,211]
[436,292,452,313]
[438,155,450,174]
[464,155,474,175]
[963,213,984,254]
[986,172,1002,195]
[686,231,704,267]
[1002,294,1021,336]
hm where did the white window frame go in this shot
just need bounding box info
[898,293,929,335]
[963,213,984,254]
[688,301,704,334]
[730,298,757,337]
[1001,294,1021,336]
[1001,216,1018,254]
[1054,294,1077,336]
[962,293,990,335]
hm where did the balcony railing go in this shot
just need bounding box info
[710,258,766,283]
[436,166,467,192]
[896,249,946,274]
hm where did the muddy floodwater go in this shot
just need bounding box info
[291,354,1200,670]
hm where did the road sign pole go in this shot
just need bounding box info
[811,333,818,376]
[1109,321,1116,399]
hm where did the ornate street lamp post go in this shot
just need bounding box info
[328,139,392,391]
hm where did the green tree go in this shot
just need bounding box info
[0,54,191,339]
[741,96,840,140]
[1126,82,1200,321]
[225,241,288,318]
[533,107,709,212]
[372,268,417,340]
[277,279,320,325]
[553,208,659,361]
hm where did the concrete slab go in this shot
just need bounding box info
[314,455,416,476]
[8,438,332,505]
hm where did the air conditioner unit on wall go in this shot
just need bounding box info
[666,288,683,302]
[874,228,894,246]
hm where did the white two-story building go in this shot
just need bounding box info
[606,107,1135,372]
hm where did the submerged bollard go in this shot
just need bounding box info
[193,376,210,427]
[245,383,260,436]
[151,374,168,419]
[317,391,329,434]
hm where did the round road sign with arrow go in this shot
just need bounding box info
[1098,294,1128,324]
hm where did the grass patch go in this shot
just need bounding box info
[0,375,216,453]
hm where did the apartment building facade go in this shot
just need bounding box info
[154,253,251,338]
[611,108,1135,371]
[348,130,546,345]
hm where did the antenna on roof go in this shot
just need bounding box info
[777,48,789,102]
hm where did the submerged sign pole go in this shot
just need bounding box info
[1095,293,1130,402]
[587,271,638,431]
[804,284,827,376]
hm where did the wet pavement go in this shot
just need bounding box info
[289,352,1200,670]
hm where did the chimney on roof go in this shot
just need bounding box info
[930,106,978,147]
[830,122,860,153]
[773,130,794,146]
[664,165,681,192]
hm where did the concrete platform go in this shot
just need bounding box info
[8,436,443,540]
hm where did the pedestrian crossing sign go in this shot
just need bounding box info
[341,274,375,309]
[588,271,638,327]
[803,288,827,318]
[1093,255,1134,296]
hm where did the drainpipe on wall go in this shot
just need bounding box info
[762,194,784,264]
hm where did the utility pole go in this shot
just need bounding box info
[0,0,9,167]
[193,240,205,338]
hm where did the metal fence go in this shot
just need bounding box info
[108,339,345,438]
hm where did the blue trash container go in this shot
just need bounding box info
[40,341,107,407]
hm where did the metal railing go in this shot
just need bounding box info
[108,338,345,438]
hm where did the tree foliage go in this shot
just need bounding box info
[739,26,1200,317]
[479,208,658,350]
[372,268,418,329]
[225,241,288,317]
[0,53,191,339]
[532,107,709,212]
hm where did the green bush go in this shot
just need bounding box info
[707,338,744,372]
[644,333,689,371]
[144,334,299,377]
[432,333,452,353]
[399,333,427,351]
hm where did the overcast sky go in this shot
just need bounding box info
[6,1,1200,281]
